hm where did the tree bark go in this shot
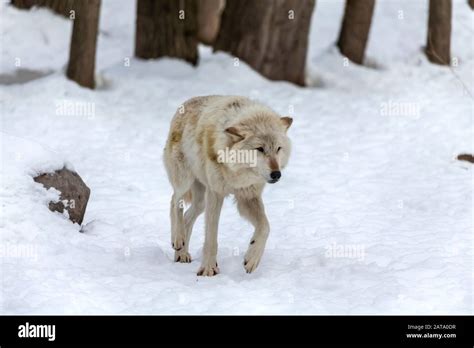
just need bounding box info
[11,0,37,9]
[135,0,198,65]
[66,0,101,89]
[469,0,474,10]
[214,0,315,86]
[425,0,452,65]
[337,0,375,65]
[197,0,225,45]
[11,0,75,18]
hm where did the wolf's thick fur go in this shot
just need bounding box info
[163,96,292,276]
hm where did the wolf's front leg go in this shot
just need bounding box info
[170,193,186,251]
[237,196,270,273]
[197,189,224,276]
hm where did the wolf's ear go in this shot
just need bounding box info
[281,117,293,131]
[225,127,245,142]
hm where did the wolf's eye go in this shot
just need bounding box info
[277,147,282,152]
[256,147,264,153]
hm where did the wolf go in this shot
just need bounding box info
[163,96,292,276]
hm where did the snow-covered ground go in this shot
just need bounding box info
[0,0,472,314]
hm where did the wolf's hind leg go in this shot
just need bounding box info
[236,196,270,273]
[175,180,205,263]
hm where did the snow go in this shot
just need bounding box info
[0,0,472,314]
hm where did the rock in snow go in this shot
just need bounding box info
[34,168,90,225]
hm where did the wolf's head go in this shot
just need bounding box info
[223,113,292,184]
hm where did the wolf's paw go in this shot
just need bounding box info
[244,245,264,273]
[171,234,186,251]
[197,262,219,276]
[175,250,192,263]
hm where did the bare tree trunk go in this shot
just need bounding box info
[66,0,101,89]
[337,0,375,65]
[197,0,225,45]
[42,0,75,17]
[426,0,451,65]
[11,0,75,18]
[135,0,198,65]
[469,0,474,10]
[10,0,37,9]
[214,0,315,86]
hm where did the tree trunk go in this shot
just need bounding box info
[469,0,474,10]
[10,0,37,9]
[66,0,101,89]
[337,0,375,65]
[426,0,451,65]
[11,0,75,18]
[214,0,315,86]
[197,0,225,45]
[135,0,198,65]
[42,0,76,17]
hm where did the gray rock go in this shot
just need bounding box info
[34,168,90,225]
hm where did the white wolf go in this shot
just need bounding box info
[163,96,292,276]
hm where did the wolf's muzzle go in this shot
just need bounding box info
[268,171,281,183]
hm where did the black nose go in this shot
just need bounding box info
[270,171,281,180]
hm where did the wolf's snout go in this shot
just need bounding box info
[270,171,281,180]
[268,171,281,183]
